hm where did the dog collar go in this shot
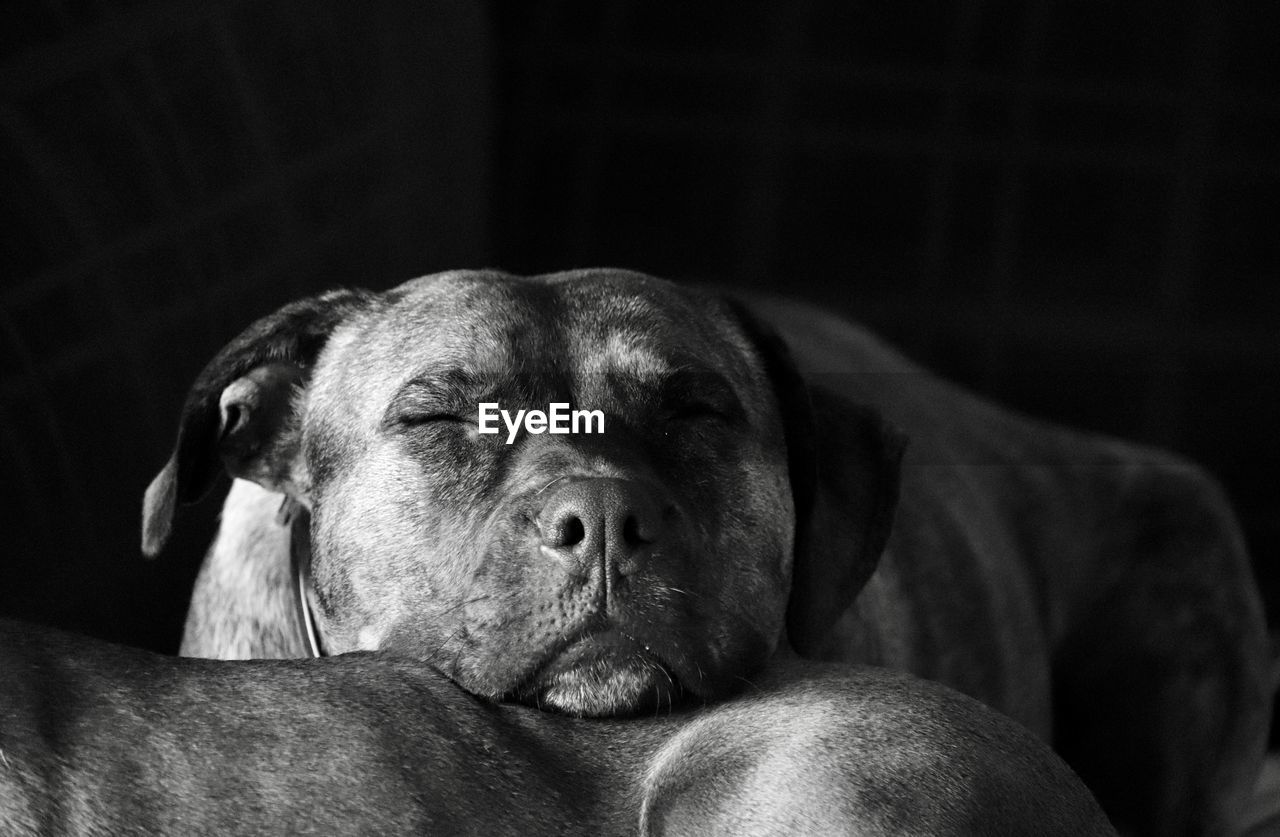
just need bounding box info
[281,497,325,658]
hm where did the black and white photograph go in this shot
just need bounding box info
[2,2,1278,834]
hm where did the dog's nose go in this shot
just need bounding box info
[538,478,664,577]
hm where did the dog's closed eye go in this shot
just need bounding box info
[383,373,485,430]
[666,401,734,423]
[392,411,474,427]
[659,368,745,426]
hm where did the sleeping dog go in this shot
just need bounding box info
[142,269,1271,835]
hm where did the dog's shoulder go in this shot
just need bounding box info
[638,661,1114,836]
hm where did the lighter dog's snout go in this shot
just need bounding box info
[538,478,663,577]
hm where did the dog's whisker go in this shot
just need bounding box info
[431,626,462,657]
[534,475,570,497]
[431,624,472,676]
[448,642,466,676]
[435,594,493,619]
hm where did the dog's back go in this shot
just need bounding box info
[753,293,1272,835]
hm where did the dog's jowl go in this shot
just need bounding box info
[143,268,1271,836]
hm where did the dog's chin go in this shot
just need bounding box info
[512,631,685,717]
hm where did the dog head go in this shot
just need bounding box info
[143,269,901,716]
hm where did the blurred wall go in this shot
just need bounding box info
[1,1,1278,669]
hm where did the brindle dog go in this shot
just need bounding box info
[143,269,1269,835]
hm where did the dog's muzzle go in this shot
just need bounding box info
[508,477,687,715]
[284,478,704,716]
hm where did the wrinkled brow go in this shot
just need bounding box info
[396,369,483,400]
[383,369,495,421]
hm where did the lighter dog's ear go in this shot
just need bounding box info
[141,289,375,557]
[727,300,906,656]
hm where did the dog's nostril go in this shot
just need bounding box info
[562,516,586,547]
[622,514,652,546]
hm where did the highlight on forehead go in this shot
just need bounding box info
[576,330,672,381]
[375,267,753,387]
[552,277,715,382]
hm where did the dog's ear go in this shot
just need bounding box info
[726,299,906,656]
[787,388,905,654]
[141,289,374,557]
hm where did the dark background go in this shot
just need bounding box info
[1,0,1277,711]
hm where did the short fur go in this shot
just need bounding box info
[0,621,1114,836]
